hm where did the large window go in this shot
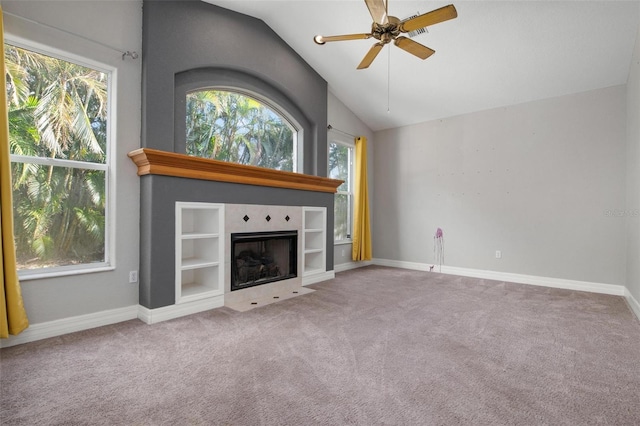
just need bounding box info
[6,43,111,275]
[185,89,297,171]
[329,140,354,243]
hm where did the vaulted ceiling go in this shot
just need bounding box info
[205,1,639,131]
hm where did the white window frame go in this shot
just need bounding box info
[329,137,354,245]
[5,36,116,280]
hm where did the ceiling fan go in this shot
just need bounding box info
[314,0,457,70]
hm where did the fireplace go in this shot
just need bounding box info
[231,230,298,291]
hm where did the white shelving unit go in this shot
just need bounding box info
[302,207,326,278]
[175,202,224,304]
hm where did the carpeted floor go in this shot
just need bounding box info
[1,266,639,425]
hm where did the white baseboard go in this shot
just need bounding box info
[302,270,335,286]
[625,288,640,321]
[0,305,139,348]
[372,258,625,296]
[372,258,432,272]
[137,295,225,324]
[335,260,373,273]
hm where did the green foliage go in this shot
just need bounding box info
[5,44,108,269]
[186,90,294,171]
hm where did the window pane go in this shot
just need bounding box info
[5,44,109,270]
[11,163,106,269]
[5,45,108,164]
[6,43,110,273]
[186,90,295,171]
[334,193,349,241]
[328,143,349,192]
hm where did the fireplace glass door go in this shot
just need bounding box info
[231,230,297,291]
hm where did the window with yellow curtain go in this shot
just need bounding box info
[328,139,354,243]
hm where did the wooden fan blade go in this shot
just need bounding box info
[394,36,435,60]
[357,43,384,69]
[314,33,372,44]
[364,0,388,25]
[399,4,457,33]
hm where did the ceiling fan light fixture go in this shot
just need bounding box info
[314,35,326,45]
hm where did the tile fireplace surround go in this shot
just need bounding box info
[224,204,307,310]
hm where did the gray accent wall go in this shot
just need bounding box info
[626,6,640,303]
[142,0,327,174]
[141,0,331,308]
[374,86,627,287]
[140,176,333,308]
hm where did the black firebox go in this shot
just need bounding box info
[230,230,297,291]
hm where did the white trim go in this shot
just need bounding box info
[137,296,225,325]
[18,265,115,281]
[10,154,108,171]
[372,258,432,272]
[371,258,625,296]
[335,260,373,273]
[302,270,335,286]
[0,305,138,348]
[625,288,640,321]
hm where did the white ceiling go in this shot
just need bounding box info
[205,1,639,131]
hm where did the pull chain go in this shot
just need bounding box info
[387,46,391,113]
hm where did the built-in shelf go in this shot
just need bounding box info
[302,207,326,280]
[181,258,220,270]
[175,202,225,304]
[304,249,324,256]
[181,232,220,239]
[128,148,343,193]
[303,266,324,276]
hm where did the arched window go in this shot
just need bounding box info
[185,89,298,172]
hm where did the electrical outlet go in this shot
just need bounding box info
[342,248,345,257]
[129,270,138,283]
[495,250,502,259]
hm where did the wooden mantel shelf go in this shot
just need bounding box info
[127,148,343,193]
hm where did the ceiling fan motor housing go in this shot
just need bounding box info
[372,16,401,44]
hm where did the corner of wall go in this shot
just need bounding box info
[625,7,640,304]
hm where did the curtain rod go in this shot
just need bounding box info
[3,11,139,61]
[327,125,356,139]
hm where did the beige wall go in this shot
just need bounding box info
[327,91,375,269]
[373,86,627,287]
[626,3,640,303]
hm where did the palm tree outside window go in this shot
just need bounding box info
[5,43,111,275]
[185,90,297,172]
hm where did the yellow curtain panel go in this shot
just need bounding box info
[1,7,29,338]
[352,136,372,261]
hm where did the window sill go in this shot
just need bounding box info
[334,240,353,246]
[18,264,115,281]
